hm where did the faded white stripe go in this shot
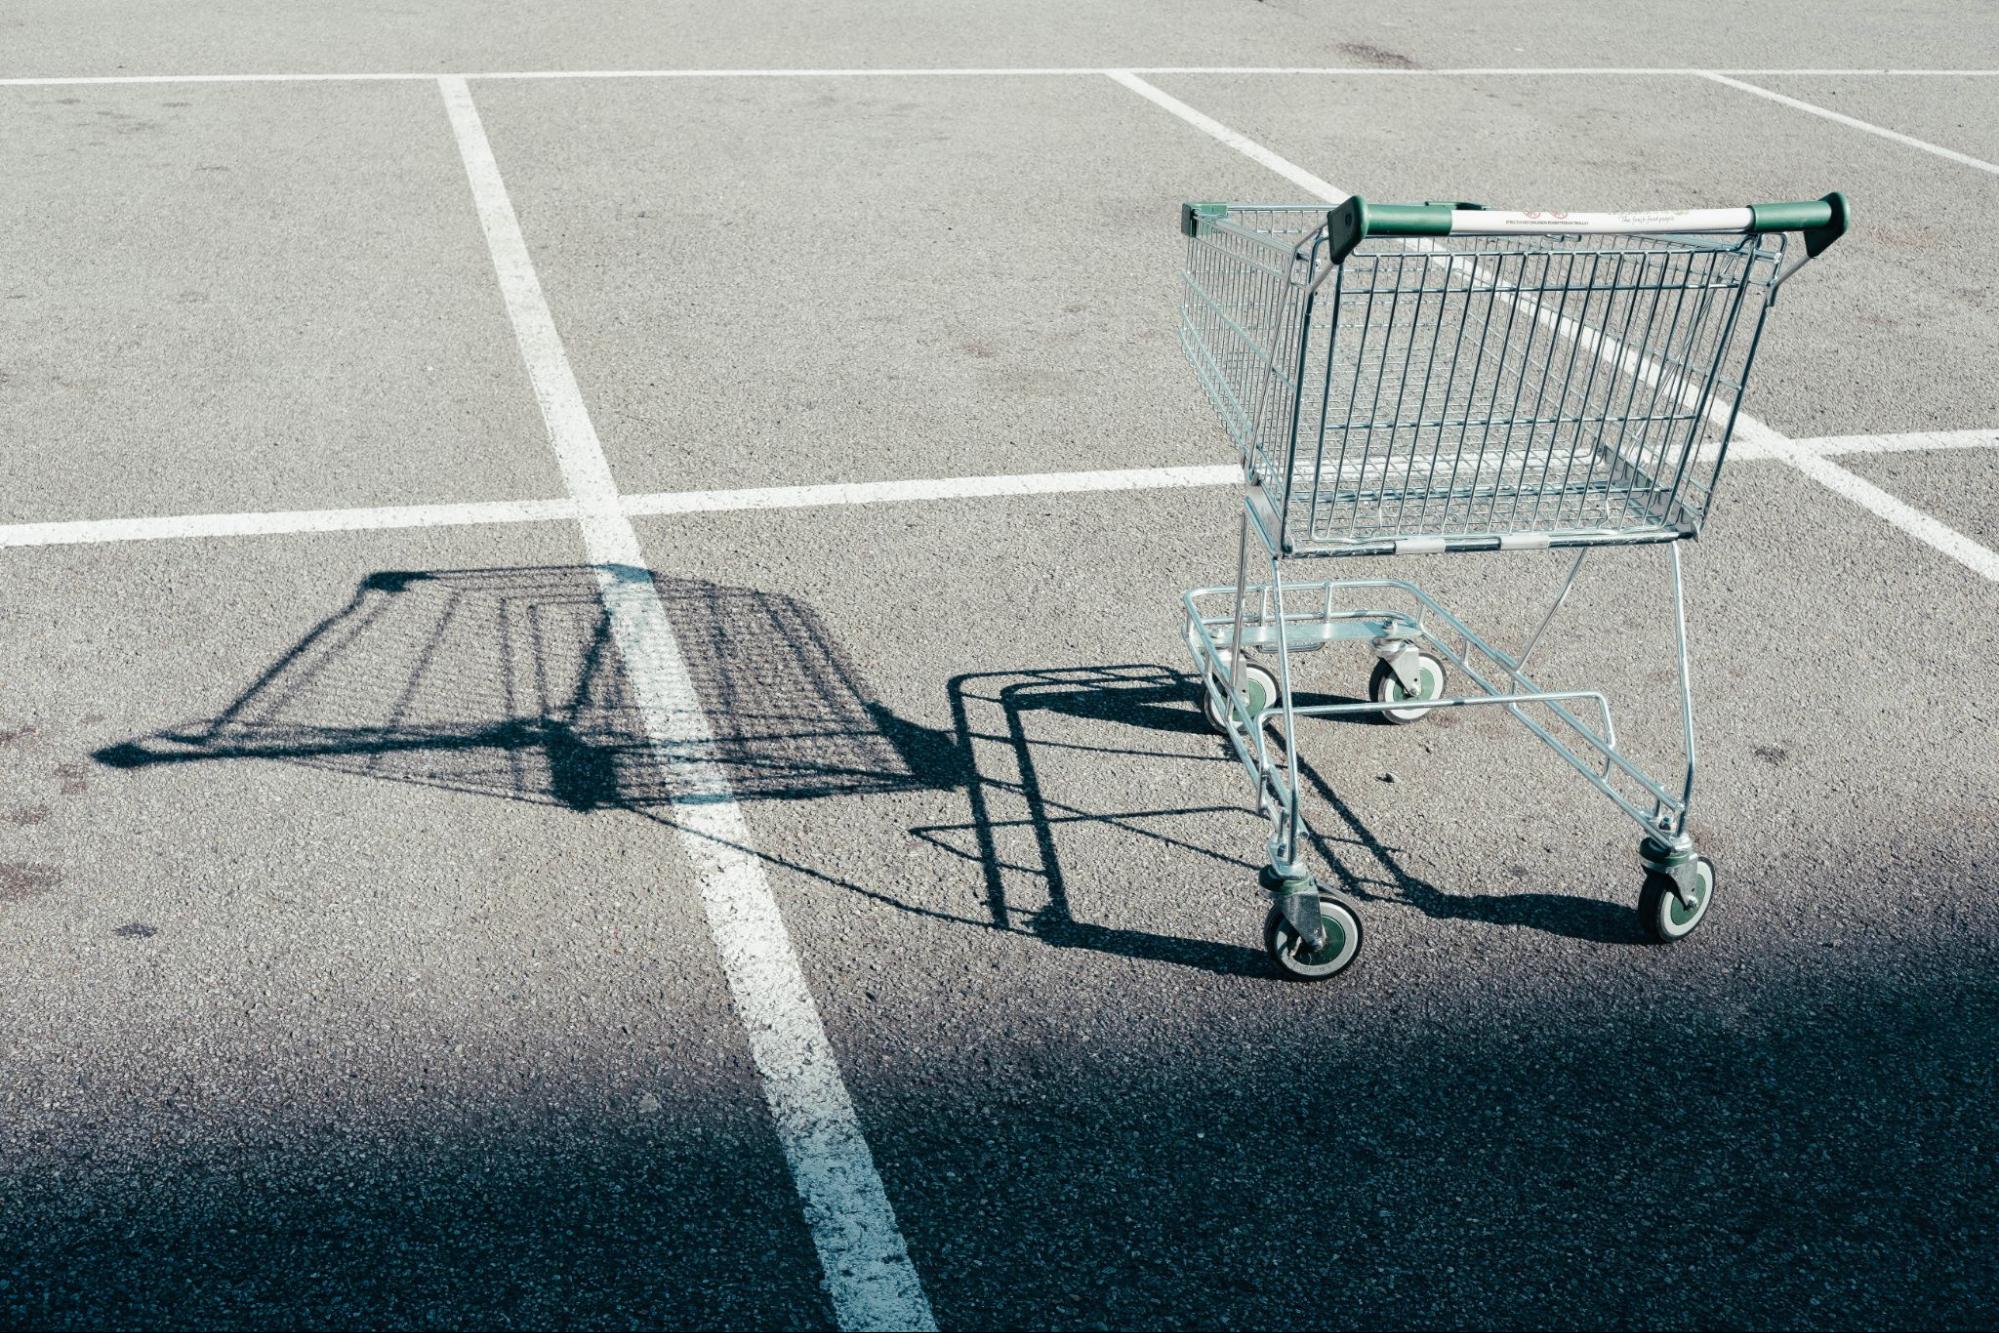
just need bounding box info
[3,434,1994,550]
[5,66,1999,88]
[1105,68,1345,198]
[1764,435,1999,582]
[1704,73,1999,177]
[620,464,1240,516]
[0,497,576,549]
[439,75,935,1333]
[1810,428,1999,457]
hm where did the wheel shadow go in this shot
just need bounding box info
[913,665,1273,977]
[915,657,1650,976]
[1290,750,1646,946]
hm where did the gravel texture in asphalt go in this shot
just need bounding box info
[3,4,1996,1328]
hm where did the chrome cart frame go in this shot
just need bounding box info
[1176,194,1849,978]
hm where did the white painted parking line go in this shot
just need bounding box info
[5,66,1997,88]
[438,75,935,1333]
[1,436,1993,551]
[1733,421,1999,582]
[472,65,1737,80]
[1107,71,1999,587]
[619,463,1241,516]
[1106,68,1343,197]
[0,71,433,86]
[1812,428,1999,457]
[1704,73,1999,177]
[0,497,577,549]
[1101,68,1999,77]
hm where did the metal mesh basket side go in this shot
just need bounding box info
[1178,209,1328,488]
[1283,230,1782,551]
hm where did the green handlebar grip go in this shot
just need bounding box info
[1368,203,1457,234]
[1273,192,1848,263]
[1326,197,1458,262]
[1181,201,1229,236]
[1749,191,1850,257]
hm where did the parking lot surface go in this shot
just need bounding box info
[3,4,1995,1329]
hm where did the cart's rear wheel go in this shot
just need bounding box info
[1203,655,1278,734]
[1263,892,1363,981]
[1368,650,1447,725]
[1639,855,1716,942]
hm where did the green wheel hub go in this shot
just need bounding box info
[1640,855,1716,943]
[1370,649,1447,725]
[1203,655,1277,734]
[1262,892,1364,981]
[1665,865,1711,930]
[1385,660,1443,707]
[1289,912,1351,968]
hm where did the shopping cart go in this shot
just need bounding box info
[1178,193,1848,979]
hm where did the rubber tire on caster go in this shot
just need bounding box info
[1263,893,1364,981]
[1367,650,1447,725]
[1638,855,1716,942]
[1203,656,1279,734]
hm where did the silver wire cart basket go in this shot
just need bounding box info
[1178,193,1848,979]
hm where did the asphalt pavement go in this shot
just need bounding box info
[2,4,1995,1329]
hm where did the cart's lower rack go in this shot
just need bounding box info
[1181,577,1690,834]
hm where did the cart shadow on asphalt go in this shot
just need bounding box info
[918,664,1645,967]
[1290,753,1644,945]
[914,664,1272,977]
[91,565,1636,968]
[92,565,969,812]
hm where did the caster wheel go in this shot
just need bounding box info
[1203,655,1279,734]
[1263,892,1363,981]
[1368,649,1447,725]
[1639,855,1716,942]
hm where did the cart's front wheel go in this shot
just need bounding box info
[1368,650,1447,725]
[1639,855,1716,942]
[1203,655,1279,734]
[1263,893,1363,981]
